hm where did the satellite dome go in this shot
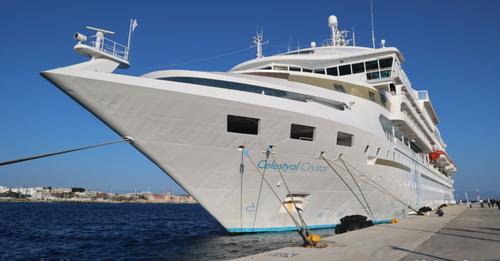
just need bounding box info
[328,15,338,27]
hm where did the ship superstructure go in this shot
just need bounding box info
[42,15,456,233]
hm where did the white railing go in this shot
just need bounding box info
[397,69,412,90]
[400,110,432,150]
[417,90,429,100]
[401,96,435,143]
[87,36,129,61]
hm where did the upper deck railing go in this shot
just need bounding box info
[86,36,129,61]
[417,90,429,100]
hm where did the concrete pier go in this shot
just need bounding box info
[233,205,500,261]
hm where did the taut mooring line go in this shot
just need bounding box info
[319,152,374,220]
[0,136,133,167]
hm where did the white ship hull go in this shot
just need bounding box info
[42,60,455,232]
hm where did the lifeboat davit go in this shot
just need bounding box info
[437,154,448,164]
[429,150,455,170]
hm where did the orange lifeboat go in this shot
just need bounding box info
[429,152,440,161]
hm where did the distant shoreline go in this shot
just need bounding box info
[0,198,198,204]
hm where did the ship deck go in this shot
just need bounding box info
[233,204,500,260]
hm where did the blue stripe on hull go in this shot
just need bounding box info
[227,219,392,233]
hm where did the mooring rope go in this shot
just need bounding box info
[239,147,245,233]
[243,148,312,245]
[269,149,311,236]
[319,153,375,221]
[251,147,270,231]
[0,137,133,167]
[338,156,376,220]
[339,158,419,213]
[324,154,419,214]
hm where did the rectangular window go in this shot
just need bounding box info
[336,131,353,147]
[334,84,346,93]
[351,62,365,74]
[290,124,315,141]
[302,68,313,73]
[365,60,379,70]
[369,91,376,101]
[366,71,380,80]
[379,58,393,68]
[326,67,338,76]
[289,66,301,72]
[339,65,352,76]
[380,70,391,78]
[313,69,325,74]
[380,93,387,106]
[227,115,259,135]
[389,83,396,94]
[273,65,288,71]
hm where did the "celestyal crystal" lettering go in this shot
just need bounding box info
[257,160,327,173]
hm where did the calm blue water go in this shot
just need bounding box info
[0,202,335,260]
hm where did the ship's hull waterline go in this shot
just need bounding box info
[42,64,454,233]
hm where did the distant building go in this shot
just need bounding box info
[0,185,9,193]
[50,187,72,193]
[30,187,51,199]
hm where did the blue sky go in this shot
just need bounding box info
[1,0,499,198]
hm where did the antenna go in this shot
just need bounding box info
[328,15,338,47]
[252,29,268,58]
[370,0,376,48]
[352,27,356,47]
[86,26,115,35]
[85,26,115,51]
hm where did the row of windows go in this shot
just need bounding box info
[161,77,345,111]
[283,50,315,55]
[229,115,446,177]
[261,57,394,79]
[227,115,354,146]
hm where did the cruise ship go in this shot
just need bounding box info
[42,16,456,233]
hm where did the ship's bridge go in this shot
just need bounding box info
[228,15,450,165]
[231,46,404,75]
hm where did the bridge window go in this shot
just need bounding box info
[352,62,365,74]
[336,132,353,147]
[380,70,391,78]
[290,124,315,141]
[367,71,380,80]
[365,60,379,70]
[339,65,351,76]
[302,68,313,73]
[227,115,260,135]
[379,58,393,68]
[273,65,288,71]
[313,69,325,74]
[290,66,301,72]
[327,67,338,76]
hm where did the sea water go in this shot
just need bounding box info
[0,202,334,260]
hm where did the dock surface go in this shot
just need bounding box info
[233,205,500,261]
